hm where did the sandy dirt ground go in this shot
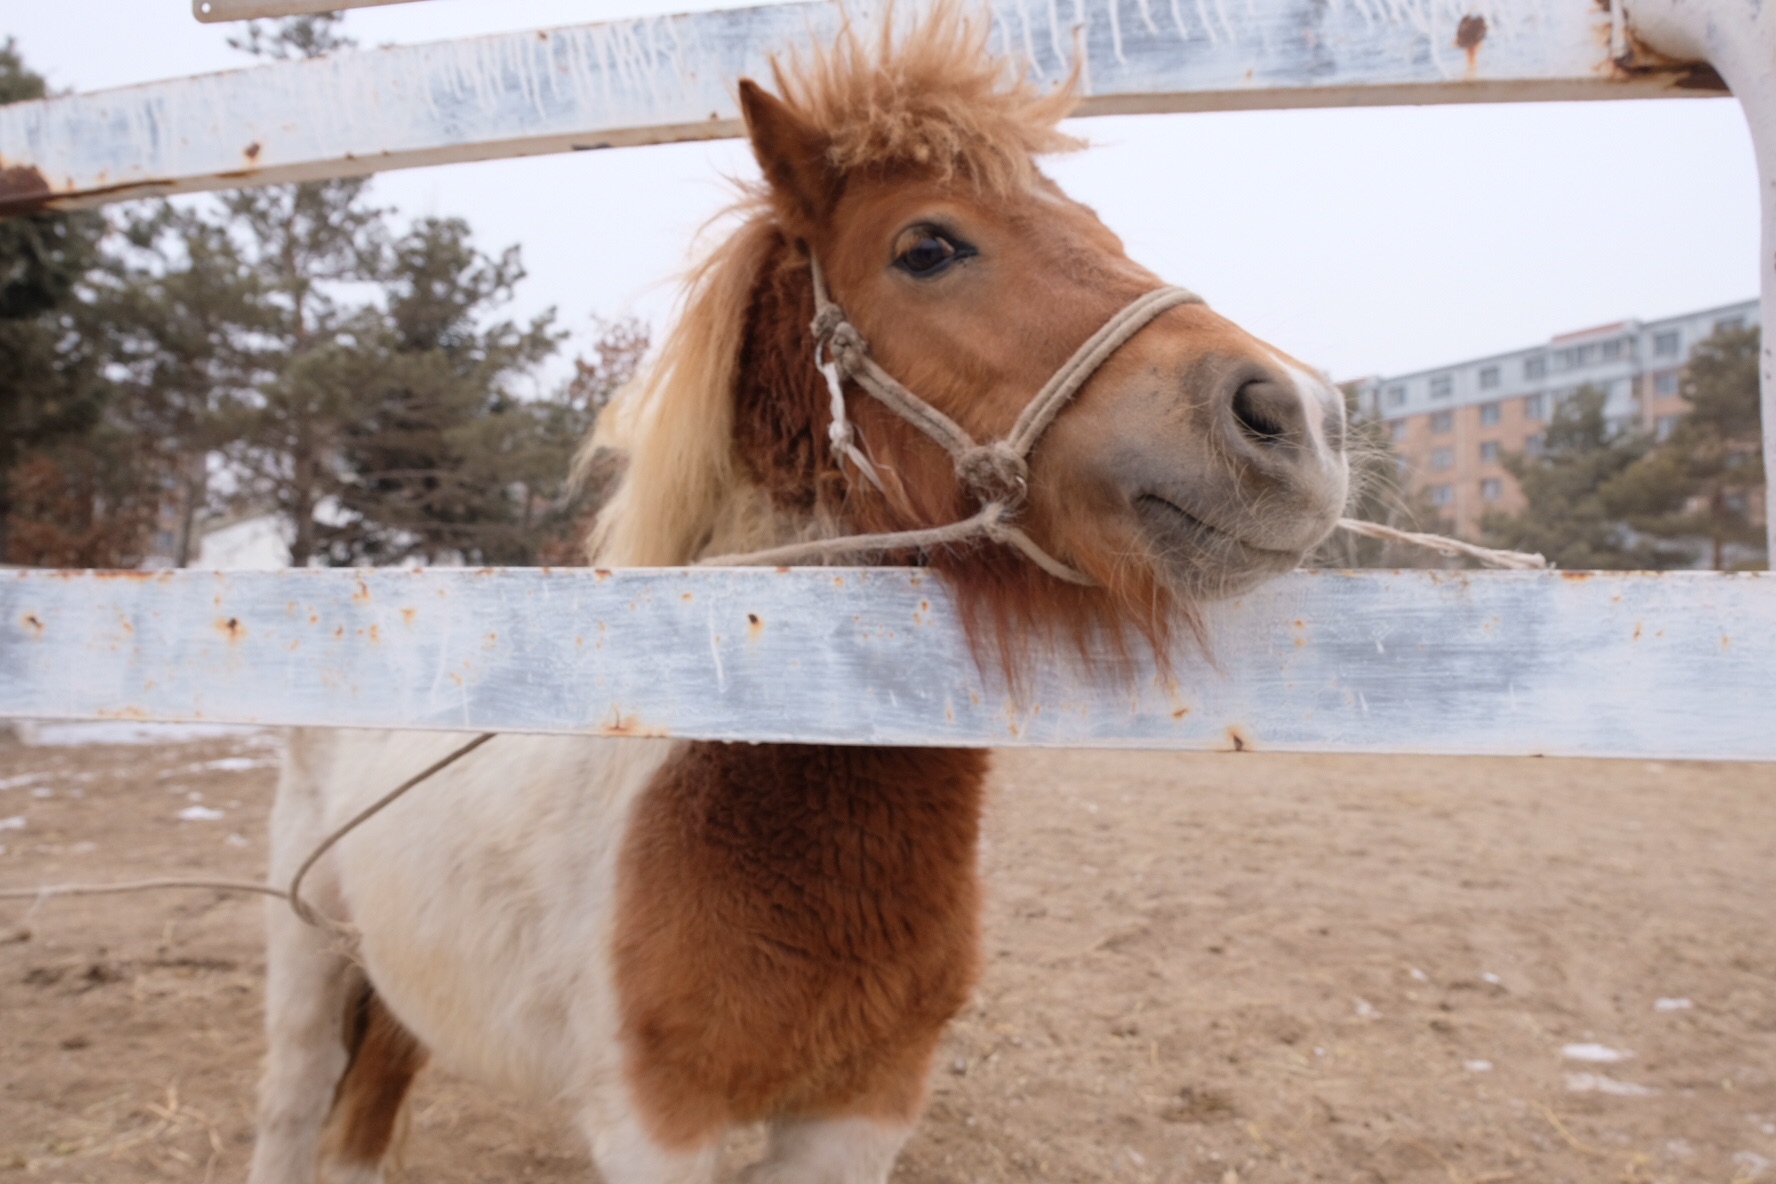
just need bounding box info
[1,728,1773,1184]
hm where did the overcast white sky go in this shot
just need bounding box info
[2,0,1761,385]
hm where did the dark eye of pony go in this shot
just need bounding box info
[892,226,971,277]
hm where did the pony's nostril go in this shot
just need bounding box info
[1230,380,1294,446]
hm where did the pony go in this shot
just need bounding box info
[247,7,1349,1182]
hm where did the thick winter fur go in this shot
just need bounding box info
[253,4,1349,1181]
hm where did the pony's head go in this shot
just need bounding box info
[590,4,1348,666]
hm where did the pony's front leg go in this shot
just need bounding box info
[737,1117,912,1184]
[582,1104,722,1184]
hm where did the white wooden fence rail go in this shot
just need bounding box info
[0,0,1771,758]
[5,568,1773,760]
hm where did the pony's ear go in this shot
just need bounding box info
[739,79,839,233]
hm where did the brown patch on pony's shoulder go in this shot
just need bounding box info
[613,742,989,1149]
[321,980,430,1173]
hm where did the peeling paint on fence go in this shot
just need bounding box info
[0,0,1720,215]
[2,568,1771,760]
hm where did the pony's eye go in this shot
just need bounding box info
[893,227,967,277]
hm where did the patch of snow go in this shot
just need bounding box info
[1409,967,1429,982]
[0,773,45,791]
[1464,1060,1493,1073]
[1732,1151,1771,1181]
[177,805,226,822]
[0,816,25,831]
[17,721,266,747]
[195,757,275,772]
[1481,971,1503,985]
[1654,997,1693,1012]
[1565,1072,1657,1097]
[1562,1043,1632,1063]
[1354,998,1380,1019]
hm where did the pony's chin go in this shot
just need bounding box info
[1133,493,1306,601]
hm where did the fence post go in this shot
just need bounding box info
[1624,0,1776,559]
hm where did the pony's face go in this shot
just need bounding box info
[740,80,1349,604]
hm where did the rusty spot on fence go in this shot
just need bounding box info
[401,606,417,626]
[1606,20,1728,91]
[1226,725,1252,753]
[352,578,372,604]
[1559,571,1594,581]
[747,612,764,640]
[600,712,669,738]
[1172,706,1190,720]
[216,616,245,642]
[20,613,45,638]
[1455,15,1486,73]
[1632,621,1643,640]
[244,141,262,163]
[367,623,381,644]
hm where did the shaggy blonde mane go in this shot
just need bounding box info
[586,2,1081,567]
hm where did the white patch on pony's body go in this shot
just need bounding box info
[251,729,684,1184]
[739,1117,912,1184]
[323,730,679,1102]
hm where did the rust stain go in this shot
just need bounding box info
[1455,14,1486,73]
[352,578,372,605]
[747,612,764,640]
[400,606,417,626]
[1171,706,1190,720]
[594,569,612,580]
[1225,725,1252,753]
[20,613,45,638]
[1606,20,1728,91]
[681,592,694,602]
[243,141,262,162]
[1632,621,1643,640]
[333,626,345,639]
[1559,571,1594,582]
[367,623,381,644]
[483,632,499,648]
[215,616,245,642]
[599,712,670,738]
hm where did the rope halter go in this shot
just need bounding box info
[703,252,1203,584]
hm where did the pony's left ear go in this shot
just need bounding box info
[739,79,840,234]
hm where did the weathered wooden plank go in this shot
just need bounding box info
[0,0,1724,216]
[2,568,1770,760]
[195,0,422,22]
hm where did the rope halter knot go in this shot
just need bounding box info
[955,442,1029,509]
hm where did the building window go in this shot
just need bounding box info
[1523,434,1543,457]
[1389,418,1408,440]
[1523,394,1545,420]
[1601,338,1623,361]
[1656,414,1681,441]
[1429,374,1453,399]
[1481,478,1503,501]
[1386,385,1407,408]
[1479,441,1499,463]
[1429,484,1454,507]
[1431,411,1454,433]
[1524,356,1547,380]
[1654,370,1679,397]
[1653,330,1680,357]
[1714,316,1744,335]
[1431,447,1454,470]
[1478,365,1500,389]
[1479,401,1501,425]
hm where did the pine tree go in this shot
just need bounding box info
[0,40,113,563]
[321,217,562,564]
[1482,385,1683,569]
[1604,325,1764,570]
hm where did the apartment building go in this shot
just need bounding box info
[1353,298,1759,537]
